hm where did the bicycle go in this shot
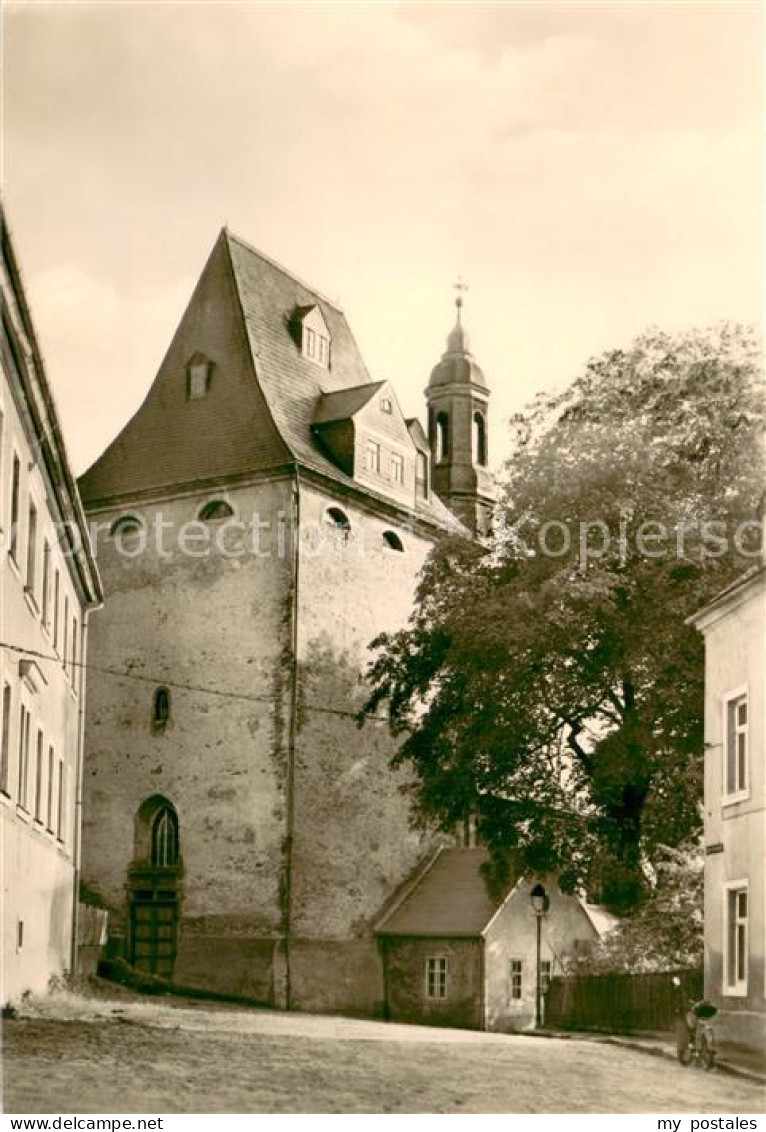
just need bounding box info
[678,998,718,1070]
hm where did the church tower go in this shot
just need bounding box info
[426,288,494,535]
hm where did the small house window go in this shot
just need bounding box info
[509,959,522,1000]
[153,687,170,730]
[199,500,235,522]
[317,334,330,366]
[435,412,449,463]
[305,327,316,359]
[381,397,393,414]
[425,957,448,999]
[473,411,487,466]
[725,884,748,993]
[724,692,748,798]
[416,452,429,499]
[382,531,404,552]
[151,805,179,869]
[390,453,405,485]
[365,440,381,474]
[187,357,211,400]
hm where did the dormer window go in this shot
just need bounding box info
[296,305,331,369]
[187,353,212,400]
[365,440,381,474]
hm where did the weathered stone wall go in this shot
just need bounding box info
[81,477,294,994]
[286,482,442,1010]
[381,937,483,1029]
[291,485,437,934]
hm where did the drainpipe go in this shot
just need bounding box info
[70,607,90,978]
[283,468,301,1010]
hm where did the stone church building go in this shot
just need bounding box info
[77,229,494,1015]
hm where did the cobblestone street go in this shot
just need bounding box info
[3,996,764,1114]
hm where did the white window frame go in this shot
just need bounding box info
[723,879,749,996]
[365,439,381,475]
[722,686,749,804]
[509,958,523,1001]
[425,956,448,1000]
[390,452,405,485]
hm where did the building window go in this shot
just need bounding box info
[151,805,179,868]
[317,334,329,367]
[365,440,381,474]
[324,506,351,546]
[110,515,143,540]
[18,704,30,809]
[382,531,404,552]
[53,570,60,650]
[46,745,55,831]
[473,412,487,467]
[187,358,211,400]
[381,397,393,414]
[416,452,429,499]
[41,541,51,628]
[435,412,449,463]
[9,453,20,561]
[63,597,69,676]
[34,729,44,822]
[26,501,37,596]
[71,617,78,686]
[1,682,11,796]
[425,956,448,999]
[153,687,170,730]
[509,959,523,1000]
[390,453,405,485]
[541,959,552,996]
[199,499,234,522]
[725,883,748,994]
[304,326,316,359]
[724,691,748,798]
[56,758,65,842]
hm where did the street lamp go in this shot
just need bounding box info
[530,883,550,1029]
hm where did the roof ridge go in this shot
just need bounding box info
[223,227,344,313]
[222,230,298,466]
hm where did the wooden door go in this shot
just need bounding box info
[129,888,178,977]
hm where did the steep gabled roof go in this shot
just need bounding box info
[78,229,466,532]
[376,848,498,937]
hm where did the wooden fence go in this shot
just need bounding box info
[545,968,704,1034]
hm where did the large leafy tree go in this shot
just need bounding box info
[364,325,763,913]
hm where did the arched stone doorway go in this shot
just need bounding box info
[127,796,181,978]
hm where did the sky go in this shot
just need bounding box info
[3,1,763,475]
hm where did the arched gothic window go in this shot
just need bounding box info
[151,805,179,869]
[473,412,487,466]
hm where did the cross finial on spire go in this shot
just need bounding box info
[453,275,469,319]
